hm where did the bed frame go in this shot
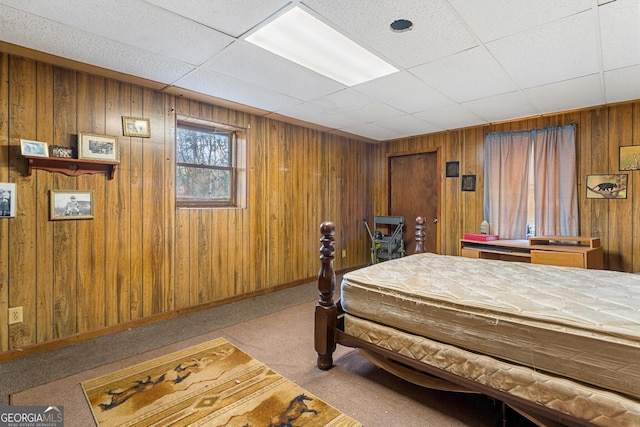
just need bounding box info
[314,218,601,427]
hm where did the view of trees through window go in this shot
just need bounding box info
[176,123,233,207]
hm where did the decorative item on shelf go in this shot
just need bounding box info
[50,190,94,220]
[586,174,627,199]
[619,145,640,171]
[20,139,49,157]
[445,161,459,178]
[49,145,75,158]
[0,182,17,218]
[122,116,151,138]
[461,174,476,192]
[78,133,120,163]
[480,219,489,234]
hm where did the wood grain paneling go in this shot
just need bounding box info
[1,49,639,358]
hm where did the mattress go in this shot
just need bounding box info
[340,253,640,400]
[344,314,640,426]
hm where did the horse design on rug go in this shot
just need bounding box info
[98,353,223,410]
[268,394,319,427]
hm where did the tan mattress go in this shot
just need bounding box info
[341,253,640,400]
[344,314,640,426]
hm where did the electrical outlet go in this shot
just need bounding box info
[8,306,23,325]
[341,249,347,258]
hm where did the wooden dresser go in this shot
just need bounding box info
[460,236,604,269]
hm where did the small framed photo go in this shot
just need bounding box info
[50,190,94,220]
[122,116,150,138]
[0,183,17,218]
[461,174,476,192]
[586,174,627,199]
[49,145,75,158]
[78,133,119,163]
[20,139,49,157]
[619,146,640,171]
[446,161,459,178]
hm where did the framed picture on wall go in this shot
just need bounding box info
[619,146,640,171]
[78,133,119,162]
[20,139,49,157]
[0,182,16,218]
[446,161,459,177]
[122,116,151,138]
[461,175,476,192]
[50,190,94,220]
[586,174,627,199]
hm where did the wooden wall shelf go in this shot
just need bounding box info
[24,156,118,179]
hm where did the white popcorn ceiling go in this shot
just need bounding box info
[0,0,638,142]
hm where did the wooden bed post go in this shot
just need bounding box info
[415,216,426,254]
[315,221,338,370]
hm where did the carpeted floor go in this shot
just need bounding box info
[4,281,532,426]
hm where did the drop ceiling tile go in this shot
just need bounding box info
[598,0,640,71]
[201,41,345,101]
[1,0,233,66]
[339,122,400,141]
[174,68,302,112]
[410,46,517,103]
[275,102,363,130]
[0,5,195,83]
[353,71,454,113]
[604,65,640,103]
[523,75,603,114]
[413,105,486,130]
[462,91,539,123]
[487,11,599,89]
[141,0,290,38]
[373,114,442,138]
[447,0,592,43]
[301,0,477,68]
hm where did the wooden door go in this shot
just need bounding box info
[389,151,439,254]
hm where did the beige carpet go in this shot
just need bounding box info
[12,301,509,427]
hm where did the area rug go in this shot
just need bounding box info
[82,337,360,427]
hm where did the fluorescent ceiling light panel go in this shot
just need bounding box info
[246,7,398,86]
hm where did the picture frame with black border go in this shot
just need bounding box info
[445,161,459,178]
[461,174,476,192]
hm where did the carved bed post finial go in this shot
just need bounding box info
[318,221,336,306]
[415,216,426,254]
[315,221,338,370]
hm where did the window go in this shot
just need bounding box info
[176,119,246,208]
[483,124,577,239]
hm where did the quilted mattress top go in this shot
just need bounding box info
[341,253,640,398]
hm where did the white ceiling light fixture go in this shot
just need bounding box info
[245,7,398,86]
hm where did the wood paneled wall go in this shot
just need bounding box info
[373,104,640,273]
[0,53,372,354]
[1,50,639,356]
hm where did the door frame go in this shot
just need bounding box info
[385,148,441,254]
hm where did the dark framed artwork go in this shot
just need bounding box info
[461,175,476,192]
[445,161,459,178]
[586,174,627,199]
[619,146,640,171]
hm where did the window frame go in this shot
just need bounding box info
[175,120,239,209]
